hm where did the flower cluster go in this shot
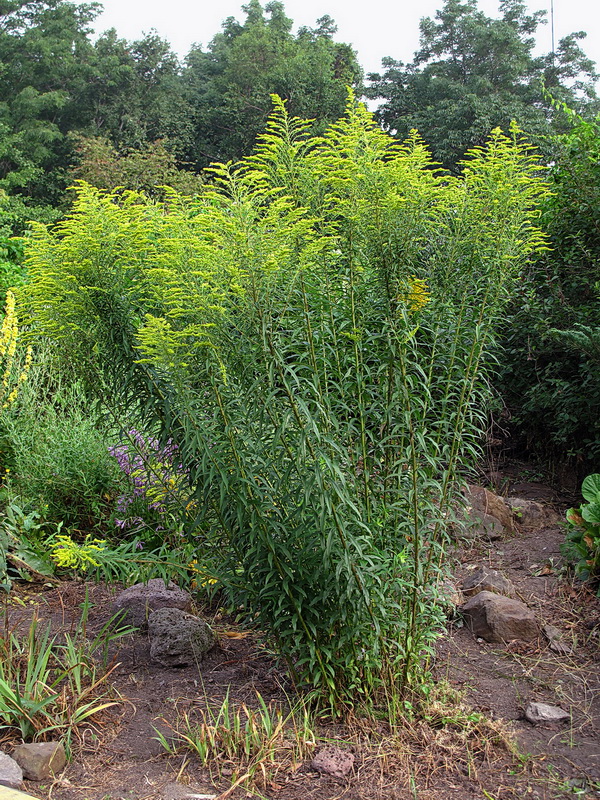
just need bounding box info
[109,429,191,538]
[50,534,106,571]
[0,290,33,410]
[399,277,431,313]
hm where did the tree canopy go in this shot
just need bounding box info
[0,0,361,228]
[368,0,599,169]
[182,0,362,166]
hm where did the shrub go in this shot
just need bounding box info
[0,343,120,529]
[497,110,600,472]
[22,97,548,708]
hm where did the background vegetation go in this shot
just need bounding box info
[0,0,598,724]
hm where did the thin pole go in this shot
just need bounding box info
[550,0,555,63]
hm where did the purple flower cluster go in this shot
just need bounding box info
[109,429,189,533]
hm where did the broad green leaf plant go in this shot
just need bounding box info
[23,95,549,709]
[565,473,600,589]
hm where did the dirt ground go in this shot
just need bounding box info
[1,475,599,800]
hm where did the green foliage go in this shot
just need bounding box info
[0,610,130,749]
[0,342,120,528]
[0,497,57,591]
[497,110,600,469]
[182,0,362,166]
[368,0,599,171]
[69,135,203,197]
[22,97,548,708]
[564,474,600,590]
[49,534,202,589]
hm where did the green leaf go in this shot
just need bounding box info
[581,474,600,504]
[581,503,600,527]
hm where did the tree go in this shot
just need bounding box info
[0,0,99,223]
[497,108,600,471]
[80,30,194,157]
[368,0,599,170]
[182,0,362,166]
[69,135,203,196]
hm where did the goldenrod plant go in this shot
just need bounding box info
[23,94,549,709]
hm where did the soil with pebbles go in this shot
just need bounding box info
[1,477,599,800]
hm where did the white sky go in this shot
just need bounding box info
[93,0,600,79]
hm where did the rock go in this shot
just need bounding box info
[0,751,23,789]
[462,566,515,598]
[311,746,355,778]
[461,591,539,643]
[505,497,553,528]
[437,579,464,611]
[464,485,514,532]
[468,512,504,541]
[543,624,572,655]
[12,741,66,781]
[525,702,570,725]
[148,608,216,667]
[112,579,192,630]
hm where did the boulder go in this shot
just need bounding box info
[112,579,192,630]
[148,607,216,667]
[0,751,23,789]
[311,746,355,778]
[464,485,514,532]
[505,497,553,528]
[461,591,539,643]
[12,741,66,781]
[525,702,570,725]
[462,566,515,598]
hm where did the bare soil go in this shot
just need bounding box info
[2,477,599,800]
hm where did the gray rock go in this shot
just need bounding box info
[12,741,66,781]
[148,607,216,667]
[464,485,514,532]
[112,579,192,630]
[462,567,515,598]
[461,591,539,643]
[525,702,570,725]
[506,497,552,528]
[460,511,504,541]
[311,746,355,778]
[543,624,572,655]
[0,751,23,789]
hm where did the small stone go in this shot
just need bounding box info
[543,624,572,655]
[148,608,216,667]
[525,702,570,725]
[461,591,539,643]
[0,751,23,789]
[112,579,192,630]
[311,746,354,778]
[462,567,515,598]
[12,741,66,781]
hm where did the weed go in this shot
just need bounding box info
[154,690,317,788]
[0,607,133,754]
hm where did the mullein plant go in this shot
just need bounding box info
[0,290,32,410]
[23,94,549,710]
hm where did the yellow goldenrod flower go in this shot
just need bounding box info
[398,277,431,313]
